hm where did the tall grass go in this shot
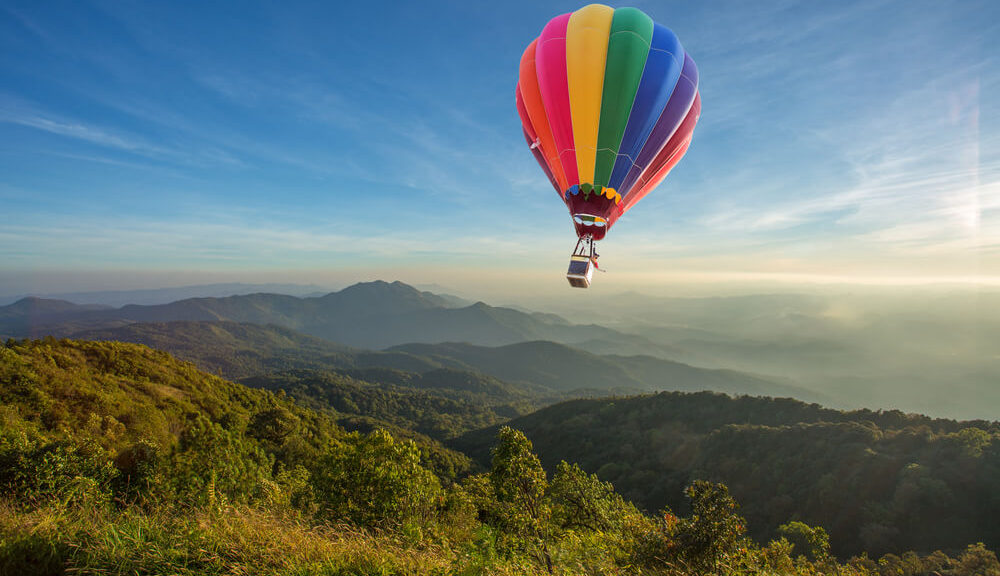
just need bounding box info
[0,501,462,576]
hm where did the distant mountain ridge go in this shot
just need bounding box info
[71,318,817,406]
[0,297,114,335]
[0,282,335,307]
[389,340,819,400]
[0,280,668,354]
[0,279,824,403]
[0,297,110,317]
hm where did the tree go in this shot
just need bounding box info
[778,520,831,562]
[166,414,273,506]
[248,407,299,445]
[676,481,747,574]
[489,426,552,572]
[0,427,117,506]
[312,429,442,528]
[549,460,629,534]
[955,543,1000,576]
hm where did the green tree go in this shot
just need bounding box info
[166,414,273,506]
[549,460,628,533]
[248,406,299,445]
[489,426,552,572]
[0,424,117,506]
[955,543,1000,576]
[312,429,442,529]
[778,520,831,562]
[112,438,162,503]
[676,480,747,574]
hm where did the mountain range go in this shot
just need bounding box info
[66,318,816,404]
[0,282,336,307]
[1,281,641,350]
[1,280,819,402]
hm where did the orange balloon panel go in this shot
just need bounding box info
[518,40,568,192]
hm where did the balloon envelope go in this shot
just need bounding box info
[517,4,700,240]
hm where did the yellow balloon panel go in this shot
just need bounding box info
[565,4,613,187]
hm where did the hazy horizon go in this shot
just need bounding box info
[5,266,1000,300]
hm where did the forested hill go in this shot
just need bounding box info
[3,338,1000,574]
[74,320,361,379]
[453,392,1000,557]
[0,337,341,463]
[0,337,472,480]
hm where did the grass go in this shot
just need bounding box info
[0,502,461,576]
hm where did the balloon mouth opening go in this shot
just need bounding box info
[573,214,608,228]
[573,213,609,240]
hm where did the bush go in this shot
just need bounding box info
[0,427,117,506]
[312,429,443,528]
[675,481,748,574]
[165,415,273,506]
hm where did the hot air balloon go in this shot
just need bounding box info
[516,4,701,288]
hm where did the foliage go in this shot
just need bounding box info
[2,338,999,576]
[955,543,1000,576]
[312,429,443,529]
[245,368,524,442]
[673,481,747,574]
[248,406,300,445]
[549,461,633,534]
[489,426,553,570]
[166,414,274,506]
[0,337,338,458]
[454,391,1000,556]
[778,521,831,562]
[0,425,117,507]
[243,368,532,480]
[490,427,550,534]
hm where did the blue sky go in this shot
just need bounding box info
[1,0,998,297]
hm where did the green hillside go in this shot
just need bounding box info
[2,339,998,575]
[75,320,359,379]
[453,392,1000,557]
[0,336,338,457]
[242,368,526,440]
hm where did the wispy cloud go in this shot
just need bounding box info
[0,210,566,269]
[1,110,151,153]
[695,64,999,256]
[2,4,54,44]
[189,60,544,207]
[0,94,260,173]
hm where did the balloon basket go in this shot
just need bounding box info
[566,235,597,288]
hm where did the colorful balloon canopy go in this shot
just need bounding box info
[516,4,700,240]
